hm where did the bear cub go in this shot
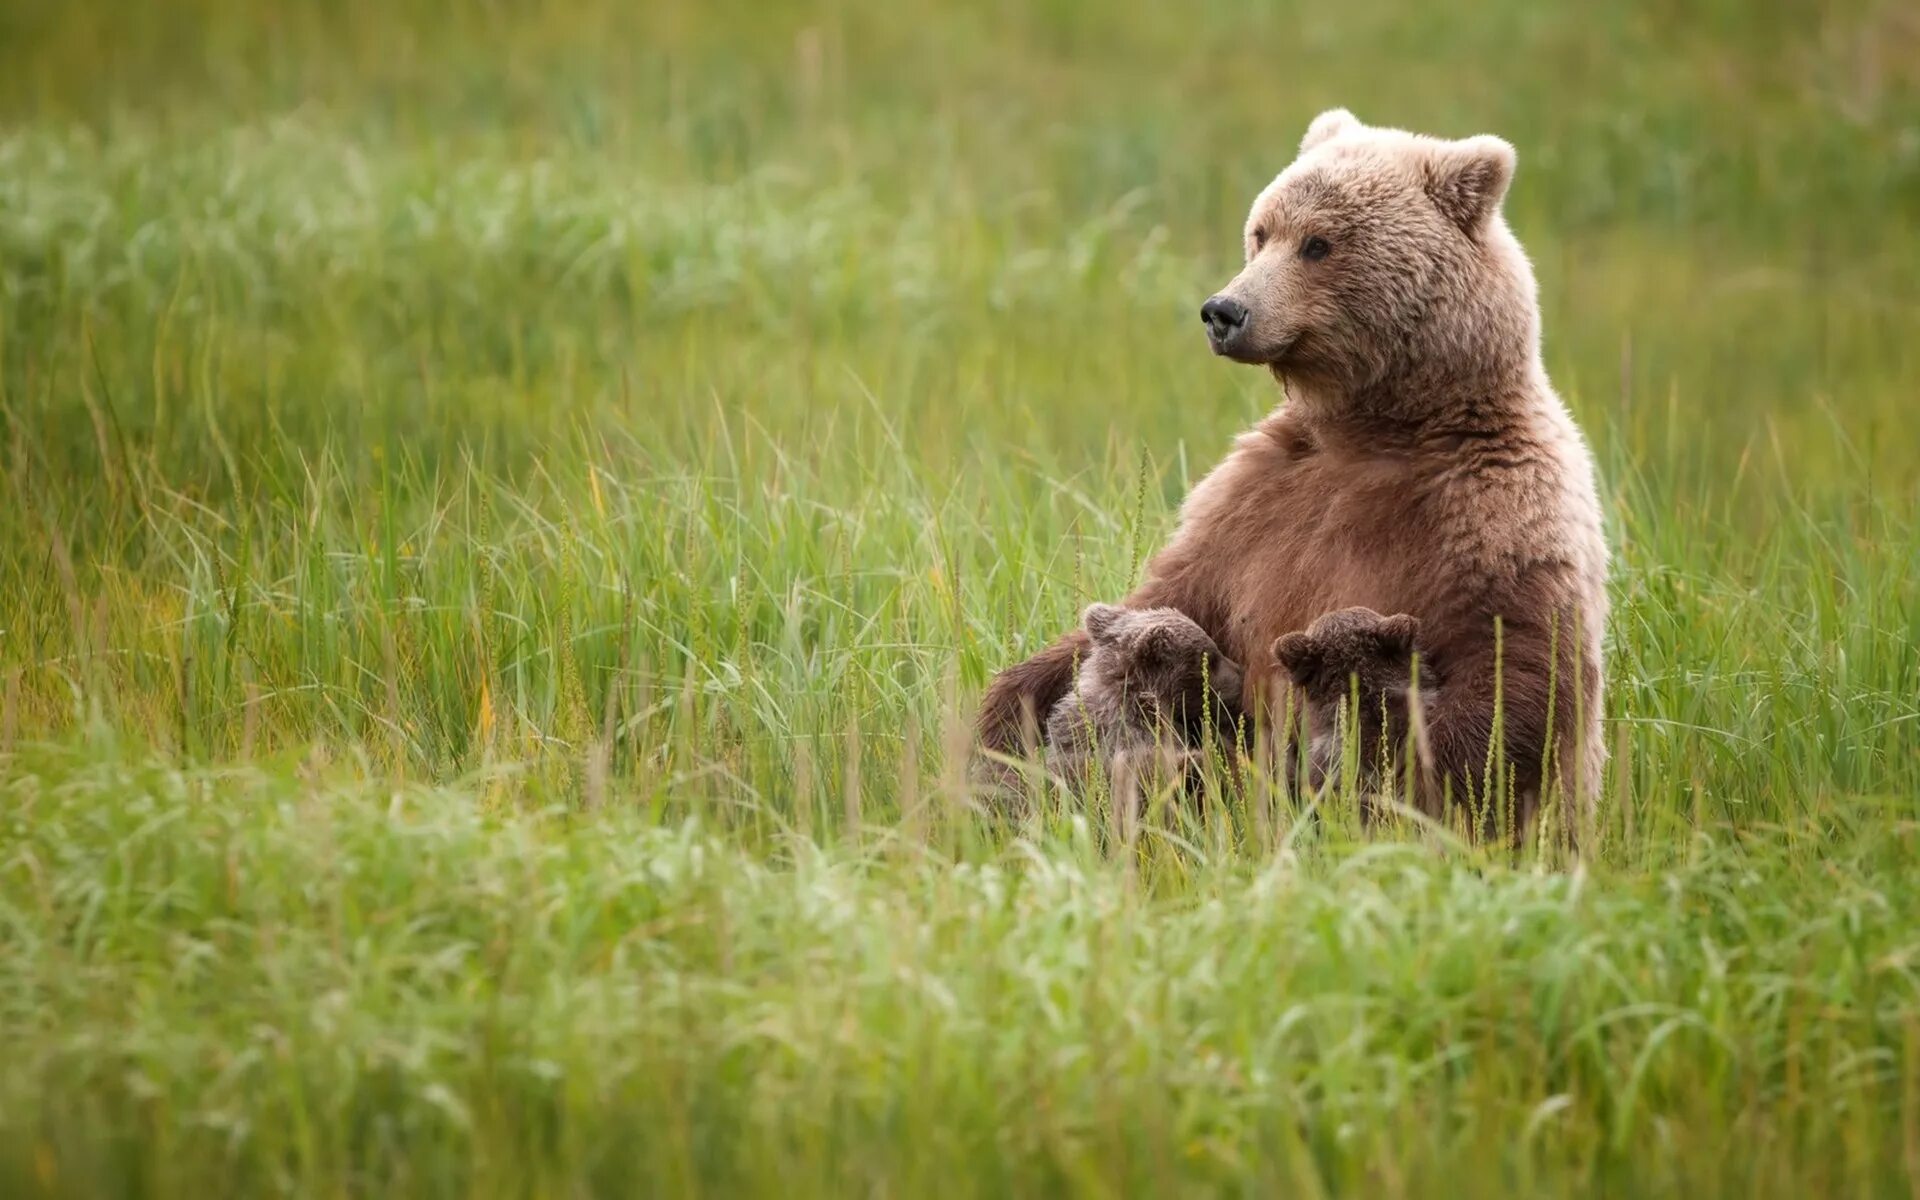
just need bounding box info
[1046,604,1244,789]
[1271,606,1429,785]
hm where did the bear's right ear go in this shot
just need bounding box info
[1133,625,1178,666]
[1376,613,1420,658]
[1299,108,1361,154]
[1082,603,1126,644]
[1271,632,1321,686]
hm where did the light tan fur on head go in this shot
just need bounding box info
[1206,110,1532,406]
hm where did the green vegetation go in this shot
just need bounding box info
[2,0,1918,1194]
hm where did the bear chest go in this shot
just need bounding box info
[1217,451,1440,666]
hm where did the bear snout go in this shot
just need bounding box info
[1200,294,1249,354]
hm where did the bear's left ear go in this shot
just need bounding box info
[1425,135,1516,235]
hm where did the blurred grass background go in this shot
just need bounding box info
[2,0,1919,1195]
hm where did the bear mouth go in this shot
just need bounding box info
[1212,331,1299,367]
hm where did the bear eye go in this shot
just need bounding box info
[1299,235,1331,261]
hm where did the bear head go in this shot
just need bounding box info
[1200,108,1535,396]
[1080,603,1244,734]
[1270,606,1422,704]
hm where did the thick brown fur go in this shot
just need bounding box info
[1044,604,1244,790]
[977,109,1609,837]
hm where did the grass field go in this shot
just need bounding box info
[3,0,1920,1194]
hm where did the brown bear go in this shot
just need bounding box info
[1270,606,1426,791]
[978,109,1609,839]
[1044,604,1244,791]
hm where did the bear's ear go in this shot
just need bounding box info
[1425,135,1516,235]
[1299,108,1362,154]
[1133,625,1179,666]
[1082,603,1126,644]
[1376,613,1420,658]
[1271,632,1321,686]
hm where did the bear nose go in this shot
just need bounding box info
[1200,295,1249,346]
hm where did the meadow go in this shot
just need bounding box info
[2,0,1920,1193]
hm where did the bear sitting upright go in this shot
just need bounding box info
[1045,604,1244,791]
[979,109,1610,840]
[1271,606,1429,790]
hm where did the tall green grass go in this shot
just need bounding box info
[2,0,1918,1194]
